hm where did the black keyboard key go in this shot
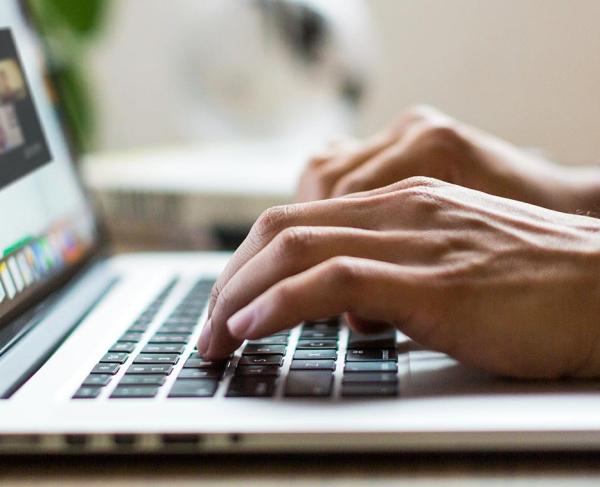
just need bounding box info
[290,359,336,371]
[73,386,102,399]
[100,352,129,364]
[157,325,195,334]
[342,372,398,384]
[128,323,150,333]
[91,363,120,375]
[169,380,218,398]
[304,317,339,326]
[127,364,173,375]
[133,354,180,365]
[344,361,397,373]
[82,374,112,387]
[109,342,136,353]
[120,332,144,343]
[296,339,337,350]
[111,386,159,399]
[142,344,186,354]
[247,336,288,345]
[285,371,333,397]
[119,374,166,386]
[238,355,283,367]
[187,351,202,359]
[346,349,398,362]
[163,317,198,326]
[234,365,280,377]
[300,329,338,339]
[302,322,339,333]
[178,368,224,380]
[341,383,397,397]
[226,377,277,397]
[188,351,231,360]
[347,330,397,350]
[148,334,190,344]
[293,350,337,360]
[243,344,286,355]
[183,358,227,369]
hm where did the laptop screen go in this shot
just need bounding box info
[0,3,98,341]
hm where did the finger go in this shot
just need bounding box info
[341,175,445,200]
[203,197,385,338]
[295,106,452,203]
[304,137,359,169]
[344,313,393,334]
[330,121,445,198]
[204,227,438,358]
[205,175,444,325]
[223,257,445,353]
[388,104,453,137]
[295,130,398,202]
[330,142,407,198]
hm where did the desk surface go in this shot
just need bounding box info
[2,453,600,485]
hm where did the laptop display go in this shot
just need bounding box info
[0,2,98,349]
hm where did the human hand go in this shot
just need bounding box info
[199,177,600,379]
[296,105,591,214]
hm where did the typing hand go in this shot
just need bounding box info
[296,105,592,214]
[198,177,600,379]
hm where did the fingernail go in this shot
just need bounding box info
[198,318,212,354]
[227,305,256,338]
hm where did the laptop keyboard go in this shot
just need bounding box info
[73,278,400,400]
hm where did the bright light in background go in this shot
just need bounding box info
[83,0,600,167]
[87,0,377,152]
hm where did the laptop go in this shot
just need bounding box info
[1,1,599,456]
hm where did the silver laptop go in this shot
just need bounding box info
[0,1,599,456]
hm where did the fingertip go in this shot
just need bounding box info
[198,318,212,355]
[345,313,392,334]
[226,305,256,339]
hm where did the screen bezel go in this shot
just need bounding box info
[0,1,107,351]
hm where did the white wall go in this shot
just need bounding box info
[89,0,600,166]
[360,0,600,165]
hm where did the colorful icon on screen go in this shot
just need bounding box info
[16,251,33,286]
[7,256,23,292]
[0,261,16,299]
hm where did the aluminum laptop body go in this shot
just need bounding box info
[0,1,599,455]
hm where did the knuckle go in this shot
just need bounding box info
[401,175,441,189]
[418,123,466,153]
[274,227,314,257]
[209,283,221,305]
[271,281,296,309]
[323,256,362,292]
[307,154,327,169]
[254,205,295,240]
[401,185,444,214]
[212,283,234,318]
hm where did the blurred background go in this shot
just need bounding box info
[29,0,600,250]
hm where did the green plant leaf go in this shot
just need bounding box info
[28,0,109,39]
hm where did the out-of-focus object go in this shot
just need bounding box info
[25,0,111,151]
[88,0,377,151]
[82,140,312,251]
